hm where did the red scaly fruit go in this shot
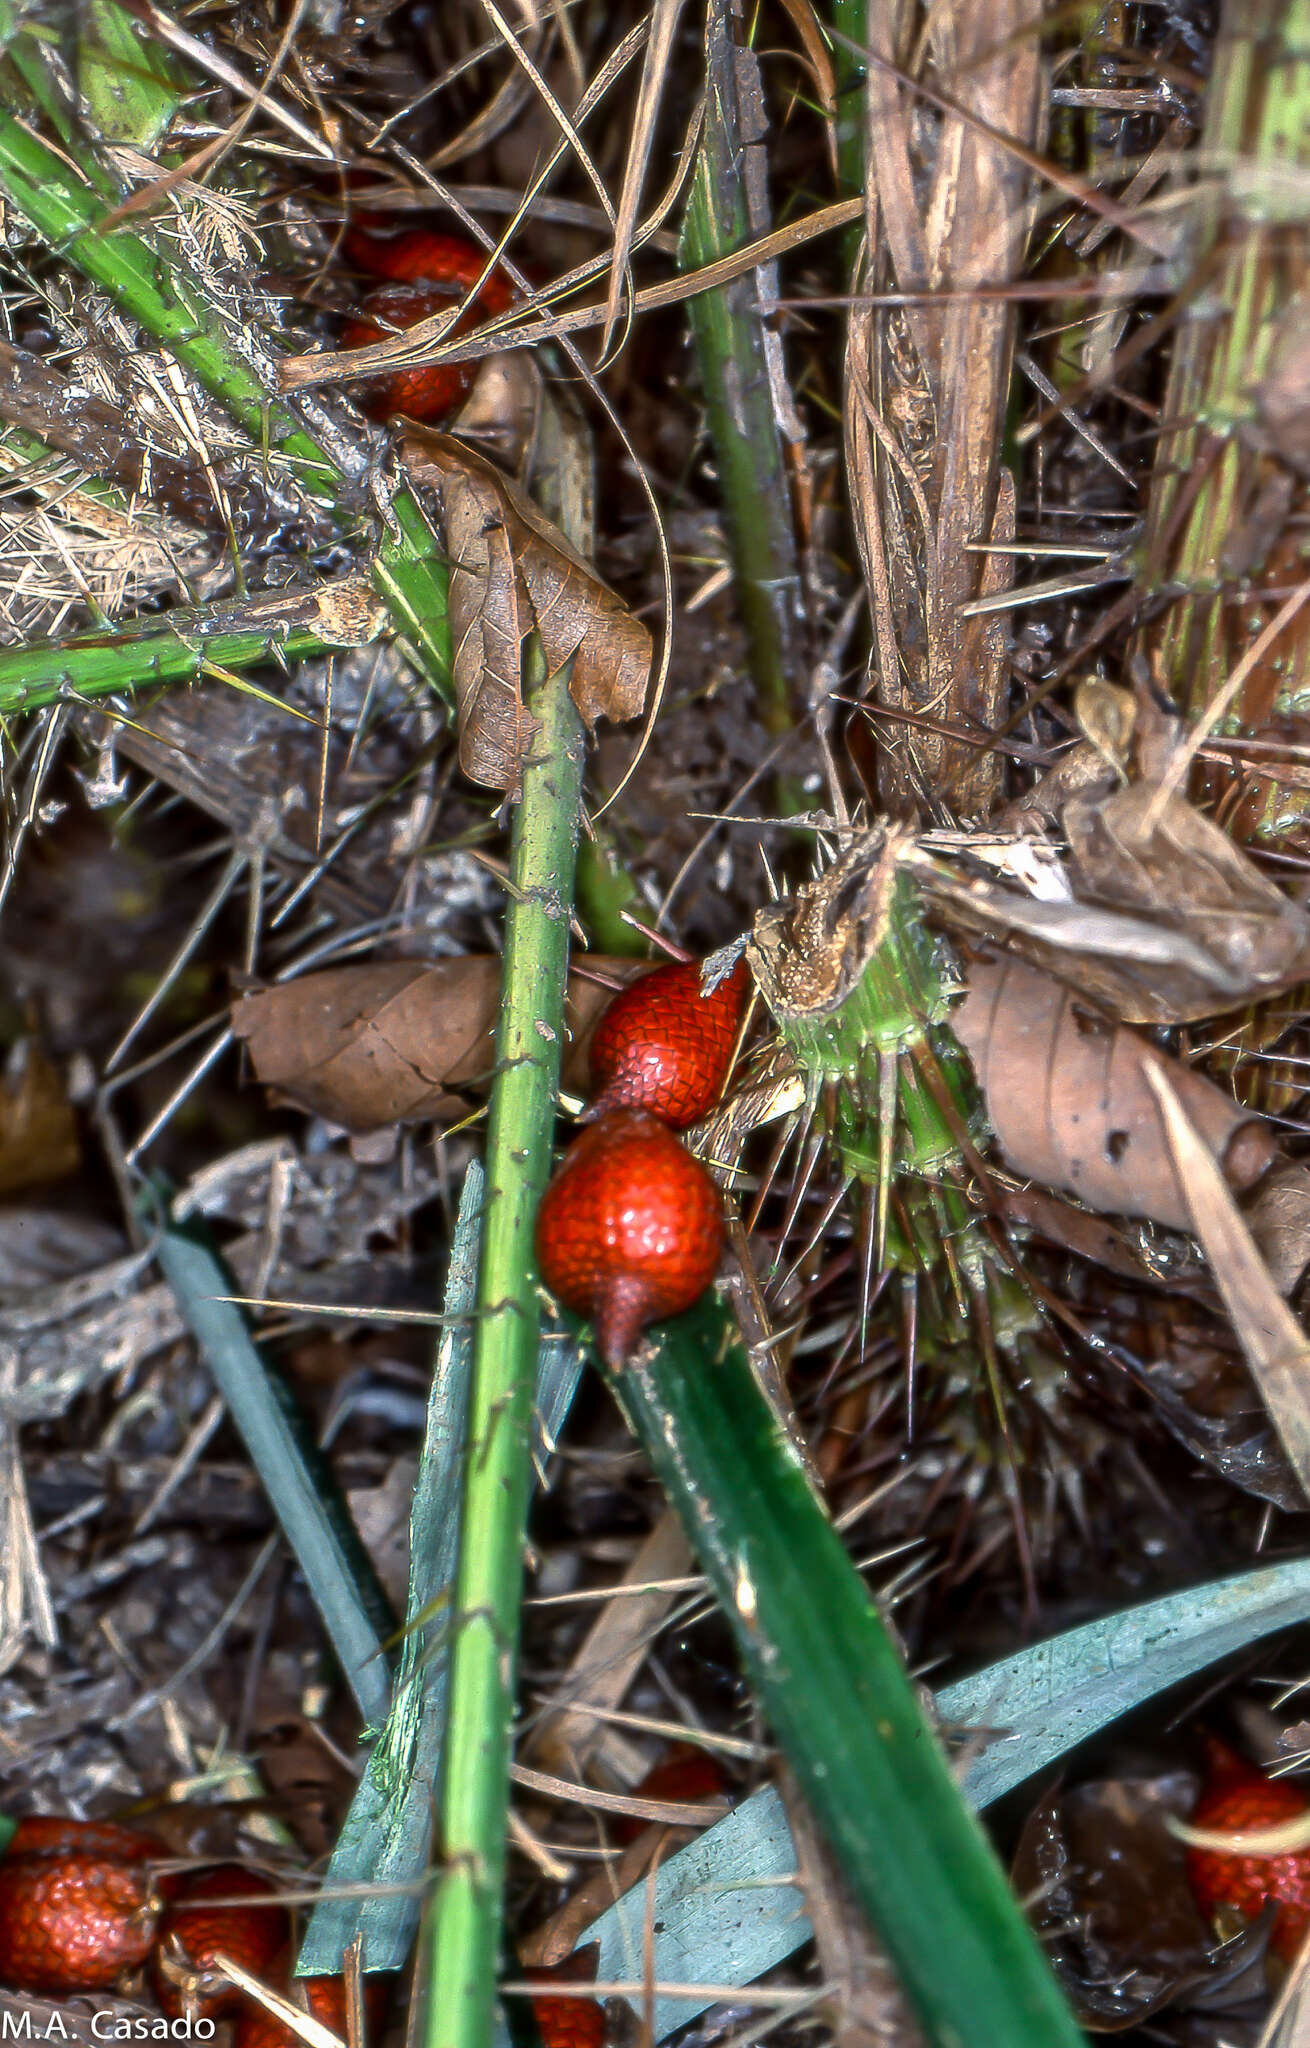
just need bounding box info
[588,958,748,1130]
[535,1108,724,1367]
[0,1849,162,1991]
[231,1972,391,2048]
[612,1742,729,1845]
[339,227,514,423]
[524,1954,604,2048]
[1186,1736,1310,1962]
[344,226,512,296]
[154,1865,288,2021]
[7,1815,167,1864]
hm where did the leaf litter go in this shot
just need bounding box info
[4,3,1310,2048]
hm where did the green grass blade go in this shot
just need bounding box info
[614,1297,1084,2048]
[154,1198,395,1731]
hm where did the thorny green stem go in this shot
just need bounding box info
[0,600,335,719]
[679,0,807,741]
[0,76,452,694]
[425,643,585,2048]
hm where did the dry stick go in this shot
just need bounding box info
[1143,573,1310,827]
[1144,1060,1310,1502]
[278,197,865,388]
[524,1511,693,1779]
[602,0,689,355]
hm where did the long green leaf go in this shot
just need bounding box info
[154,1201,394,1731]
[615,1297,1084,2048]
[587,1553,1310,2037]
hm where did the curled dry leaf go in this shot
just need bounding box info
[1143,1061,1310,1504]
[1248,1164,1310,1299]
[954,954,1276,1234]
[1011,1775,1265,2031]
[232,956,645,1134]
[407,434,653,791]
[0,1042,80,1197]
[910,781,1310,1025]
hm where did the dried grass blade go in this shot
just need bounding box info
[1143,1060,1310,1499]
[601,0,687,355]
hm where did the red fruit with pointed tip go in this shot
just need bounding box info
[535,1109,724,1366]
[154,1865,288,2021]
[612,1742,729,1845]
[588,958,748,1130]
[339,227,514,423]
[0,1849,162,1991]
[1186,1736,1310,1962]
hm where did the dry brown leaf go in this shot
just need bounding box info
[409,434,653,790]
[231,955,645,1133]
[0,1043,79,1197]
[1010,1775,1241,2031]
[954,954,1276,1233]
[518,1833,668,1971]
[1143,1059,1310,1505]
[1249,1164,1310,1299]
[523,1510,694,1782]
[911,780,1310,1024]
[1063,781,1310,1008]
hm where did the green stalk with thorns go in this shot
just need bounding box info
[1140,0,1310,835]
[0,20,453,695]
[680,0,808,742]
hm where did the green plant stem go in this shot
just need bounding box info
[1140,0,1310,839]
[0,87,452,695]
[829,0,867,217]
[680,0,806,742]
[616,1298,1085,2048]
[0,600,339,716]
[426,645,586,2048]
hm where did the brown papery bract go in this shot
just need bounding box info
[404,434,653,793]
[954,952,1277,1234]
[232,957,647,1135]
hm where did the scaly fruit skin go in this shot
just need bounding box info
[0,1850,161,1991]
[588,958,748,1130]
[612,1741,729,1845]
[1187,1737,1310,1962]
[154,1865,288,2020]
[231,1971,390,2048]
[535,1109,724,1366]
[524,1960,604,2048]
[340,228,514,423]
[7,1816,167,1864]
